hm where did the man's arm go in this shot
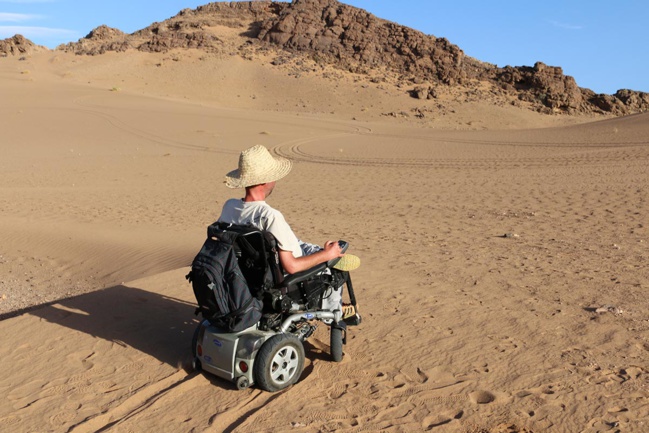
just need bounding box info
[279,241,343,274]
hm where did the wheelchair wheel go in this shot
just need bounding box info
[191,325,200,354]
[254,334,304,392]
[330,326,344,362]
[191,324,202,371]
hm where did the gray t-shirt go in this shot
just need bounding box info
[218,199,303,258]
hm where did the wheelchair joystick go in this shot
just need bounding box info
[327,240,349,267]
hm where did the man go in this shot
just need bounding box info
[218,145,357,314]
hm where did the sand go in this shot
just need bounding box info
[1,48,648,433]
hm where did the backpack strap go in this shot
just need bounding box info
[237,236,260,262]
[262,231,284,288]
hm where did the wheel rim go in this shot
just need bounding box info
[269,346,300,384]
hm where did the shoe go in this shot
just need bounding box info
[342,303,362,326]
[341,303,356,319]
[333,254,361,271]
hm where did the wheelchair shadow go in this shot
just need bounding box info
[303,340,333,362]
[27,284,198,367]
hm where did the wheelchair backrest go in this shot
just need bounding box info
[208,222,284,294]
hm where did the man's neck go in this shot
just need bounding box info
[244,186,266,202]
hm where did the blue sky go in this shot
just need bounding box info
[1,0,647,94]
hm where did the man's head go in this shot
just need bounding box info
[225,145,292,189]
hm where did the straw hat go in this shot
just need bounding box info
[225,145,292,188]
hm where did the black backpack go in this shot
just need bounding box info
[186,223,265,332]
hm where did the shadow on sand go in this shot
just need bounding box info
[27,284,199,367]
[21,284,331,389]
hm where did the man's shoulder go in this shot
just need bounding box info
[244,200,281,214]
[221,198,241,211]
[220,199,284,224]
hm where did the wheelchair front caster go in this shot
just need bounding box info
[330,326,344,362]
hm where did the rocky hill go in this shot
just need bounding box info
[57,2,282,55]
[0,34,45,57]
[53,0,649,116]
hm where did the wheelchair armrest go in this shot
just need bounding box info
[280,263,327,288]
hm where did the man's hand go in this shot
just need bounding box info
[323,240,344,261]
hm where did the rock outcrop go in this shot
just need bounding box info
[483,62,585,113]
[0,35,45,56]
[257,0,472,85]
[57,25,130,55]
[585,89,649,115]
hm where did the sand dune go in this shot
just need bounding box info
[1,48,648,432]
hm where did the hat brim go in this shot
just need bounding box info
[224,156,292,188]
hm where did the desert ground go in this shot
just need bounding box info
[1,48,648,433]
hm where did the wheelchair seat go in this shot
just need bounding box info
[211,223,337,315]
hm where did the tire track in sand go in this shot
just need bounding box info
[67,370,194,433]
[272,132,649,169]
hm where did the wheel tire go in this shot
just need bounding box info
[191,324,201,356]
[192,357,202,372]
[191,324,202,372]
[254,334,304,392]
[236,376,250,390]
[330,326,344,362]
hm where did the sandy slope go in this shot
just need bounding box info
[1,51,648,432]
